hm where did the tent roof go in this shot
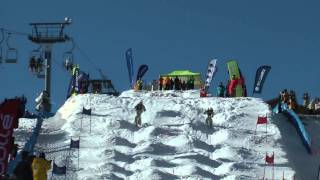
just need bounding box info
[162,70,200,77]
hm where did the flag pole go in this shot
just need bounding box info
[78,136,80,170]
[50,159,54,180]
[65,153,68,179]
[254,124,257,142]
[263,154,266,180]
[81,111,83,131]
[90,114,92,133]
[266,118,268,143]
[272,152,275,180]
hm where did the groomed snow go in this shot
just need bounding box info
[16,90,297,179]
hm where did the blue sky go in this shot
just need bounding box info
[1,0,320,112]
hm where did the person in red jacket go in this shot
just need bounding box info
[228,75,238,97]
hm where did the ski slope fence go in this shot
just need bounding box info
[273,104,312,154]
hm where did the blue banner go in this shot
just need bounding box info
[253,66,271,94]
[53,162,67,175]
[125,48,134,88]
[136,64,148,81]
[70,139,80,149]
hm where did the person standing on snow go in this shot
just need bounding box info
[303,93,310,111]
[13,151,33,180]
[228,75,238,97]
[31,152,51,180]
[135,101,146,127]
[216,82,225,97]
[159,76,164,90]
[204,108,214,128]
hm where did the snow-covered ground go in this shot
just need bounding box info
[15,90,300,180]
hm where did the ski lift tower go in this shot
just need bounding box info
[28,18,72,112]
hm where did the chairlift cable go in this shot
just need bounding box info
[52,56,70,75]
[73,40,100,72]
[6,33,12,49]
[0,27,28,36]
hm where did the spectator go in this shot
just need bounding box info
[159,76,164,90]
[32,152,51,180]
[303,93,310,110]
[216,82,225,97]
[228,75,238,97]
[13,151,33,180]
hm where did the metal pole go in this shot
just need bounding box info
[44,44,52,112]
[44,44,52,97]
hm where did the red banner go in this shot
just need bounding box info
[0,99,24,174]
[265,152,274,164]
[257,116,268,124]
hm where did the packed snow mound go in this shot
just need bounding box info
[29,90,295,179]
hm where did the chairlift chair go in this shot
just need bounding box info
[5,48,18,63]
[29,47,42,72]
[35,57,45,78]
[62,38,75,72]
[63,51,74,71]
[37,73,45,79]
[5,33,18,63]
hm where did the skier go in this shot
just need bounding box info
[13,151,33,180]
[204,108,214,128]
[31,152,52,180]
[216,82,225,97]
[134,101,146,127]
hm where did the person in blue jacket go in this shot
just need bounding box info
[216,82,225,97]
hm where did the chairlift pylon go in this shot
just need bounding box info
[5,33,18,63]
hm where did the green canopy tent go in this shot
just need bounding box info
[160,70,203,89]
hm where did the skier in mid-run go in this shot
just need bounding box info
[204,108,214,128]
[135,101,146,127]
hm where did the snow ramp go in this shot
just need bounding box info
[14,90,297,179]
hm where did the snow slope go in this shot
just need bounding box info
[15,90,296,179]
